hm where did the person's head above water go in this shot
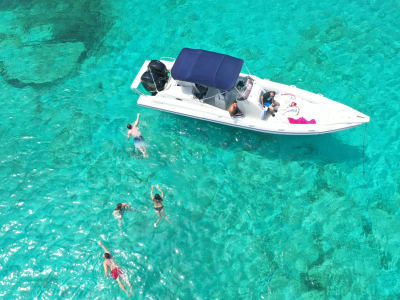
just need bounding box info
[269,91,276,97]
[116,203,123,211]
[104,252,111,259]
[127,124,132,129]
[154,193,162,201]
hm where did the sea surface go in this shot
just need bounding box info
[0,0,399,299]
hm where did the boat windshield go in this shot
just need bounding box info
[199,76,253,111]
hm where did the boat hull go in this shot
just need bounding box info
[137,97,366,135]
[132,59,370,135]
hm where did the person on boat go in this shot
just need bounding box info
[113,203,133,225]
[228,101,244,117]
[260,91,280,117]
[127,113,148,158]
[97,240,132,297]
[151,185,171,227]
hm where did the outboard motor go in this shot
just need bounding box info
[141,60,169,95]
[148,60,168,79]
[140,71,167,95]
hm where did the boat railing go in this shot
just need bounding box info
[244,63,252,76]
[160,57,176,61]
[197,90,228,103]
[132,88,145,96]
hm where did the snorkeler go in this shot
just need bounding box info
[113,203,132,225]
[127,113,148,158]
[97,241,132,297]
[151,185,171,227]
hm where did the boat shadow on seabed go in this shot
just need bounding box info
[167,113,365,166]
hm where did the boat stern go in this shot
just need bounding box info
[130,60,150,94]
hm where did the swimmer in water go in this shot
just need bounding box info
[97,240,132,297]
[113,203,132,225]
[127,113,148,158]
[151,185,171,227]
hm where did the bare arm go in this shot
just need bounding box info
[103,261,109,278]
[133,113,140,127]
[235,111,244,116]
[97,241,110,255]
[156,185,164,199]
[151,185,154,200]
[260,94,264,106]
[122,203,131,209]
[127,131,131,141]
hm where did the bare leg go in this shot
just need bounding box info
[273,101,280,112]
[161,209,171,224]
[116,216,126,236]
[154,210,162,227]
[116,277,129,297]
[138,146,148,158]
[164,214,171,224]
[154,215,162,227]
[120,273,133,294]
[268,106,275,116]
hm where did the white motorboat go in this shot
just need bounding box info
[130,48,369,135]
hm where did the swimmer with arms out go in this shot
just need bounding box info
[127,113,148,158]
[97,240,132,297]
[151,185,171,227]
[113,203,132,225]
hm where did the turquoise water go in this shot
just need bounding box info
[0,0,399,298]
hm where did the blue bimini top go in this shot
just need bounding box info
[171,48,244,91]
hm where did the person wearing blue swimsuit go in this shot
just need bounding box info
[127,113,148,158]
[260,91,280,117]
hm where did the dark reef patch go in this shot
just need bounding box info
[300,272,326,292]
[0,1,112,88]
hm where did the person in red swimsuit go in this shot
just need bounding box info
[98,241,132,297]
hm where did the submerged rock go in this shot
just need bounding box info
[0,0,111,88]
[20,24,54,44]
[2,42,85,85]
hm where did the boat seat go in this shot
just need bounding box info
[194,84,208,100]
[165,85,194,100]
[176,80,194,87]
[214,92,227,110]
[237,77,254,100]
